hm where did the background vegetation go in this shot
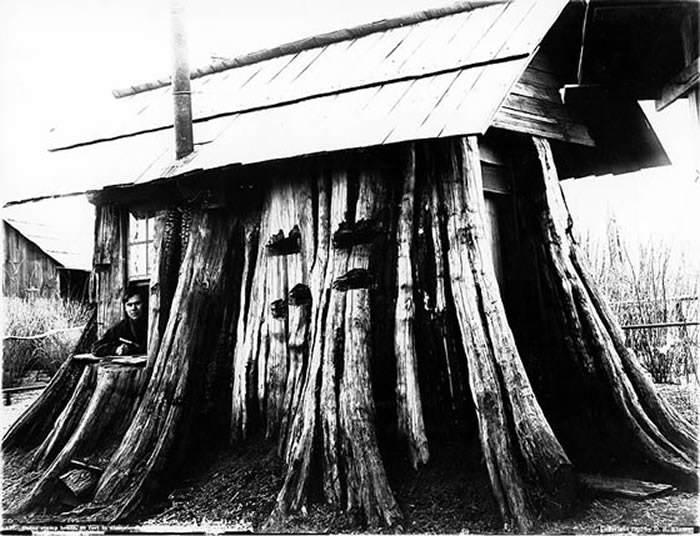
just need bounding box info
[580,216,699,384]
[2,297,91,388]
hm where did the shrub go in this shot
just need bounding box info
[580,218,699,384]
[2,297,91,388]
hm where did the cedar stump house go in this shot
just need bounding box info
[4,0,698,532]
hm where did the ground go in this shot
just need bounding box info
[2,384,698,533]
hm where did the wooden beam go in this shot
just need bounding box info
[579,473,675,500]
[656,58,700,111]
[112,0,509,98]
[562,83,658,103]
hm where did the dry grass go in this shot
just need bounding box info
[581,218,700,384]
[2,297,90,387]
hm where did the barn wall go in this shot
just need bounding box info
[93,206,127,336]
[3,222,61,298]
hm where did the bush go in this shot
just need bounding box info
[580,218,699,384]
[2,297,91,388]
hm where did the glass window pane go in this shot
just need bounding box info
[147,217,155,241]
[129,243,148,280]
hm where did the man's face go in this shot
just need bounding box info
[125,295,144,321]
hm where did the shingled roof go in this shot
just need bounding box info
[21,0,569,202]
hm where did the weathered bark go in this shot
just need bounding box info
[528,136,697,488]
[30,365,98,469]
[264,223,289,439]
[230,214,260,440]
[73,209,240,521]
[150,209,182,347]
[230,174,315,445]
[94,206,127,337]
[318,171,351,507]
[2,310,96,451]
[278,282,311,455]
[20,361,146,511]
[276,162,402,527]
[413,153,470,435]
[394,144,429,469]
[442,138,527,530]
[12,135,695,532]
[278,177,316,454]
[230,192,274,441]
[571,247,697,457]
[275,169,341,511]
[436,137,575,531]
[338,168,401,526]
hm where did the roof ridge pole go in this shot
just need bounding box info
[171,0,194,160]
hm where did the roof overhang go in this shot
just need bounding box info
[576,0,698,101]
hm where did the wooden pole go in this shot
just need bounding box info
[171,0,193,160]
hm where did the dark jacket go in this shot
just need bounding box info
[92,317,147,357]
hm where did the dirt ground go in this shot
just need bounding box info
[2,384,698,533]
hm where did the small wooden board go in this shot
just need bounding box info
[107,356,148,367]
[58,468,99,501]
[579,473,675,499]
[72,354,101,363]
[73,354,147,367]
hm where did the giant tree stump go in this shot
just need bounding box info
[5,136,696,532]
[19,358,147,512]
[524,137,697,488]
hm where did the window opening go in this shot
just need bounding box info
[127,214,155,282]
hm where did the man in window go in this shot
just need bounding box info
[92,285,148,357]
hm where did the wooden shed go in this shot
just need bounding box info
[4,0,698,531]
[3,209,92,302]
[3,220,63,298]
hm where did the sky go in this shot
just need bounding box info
[0,0,697,261]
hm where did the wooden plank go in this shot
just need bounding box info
[69,458,104,473]
[510,80,561,102]
[107,356,148,367]
[518,68,562,92]
[579,473,675,499]
[58,468,98,500]
[72,353,101,363]
[493,107,595,146]
[483,194,505,289]
[501,93,577,122]
[479,137,508,166]
[482,163,511,194]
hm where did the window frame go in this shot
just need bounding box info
[126,212,155,283]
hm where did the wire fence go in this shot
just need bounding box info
[615,296,699,384]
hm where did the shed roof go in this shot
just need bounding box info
[28,0,567,202]
[2,198,94,270]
